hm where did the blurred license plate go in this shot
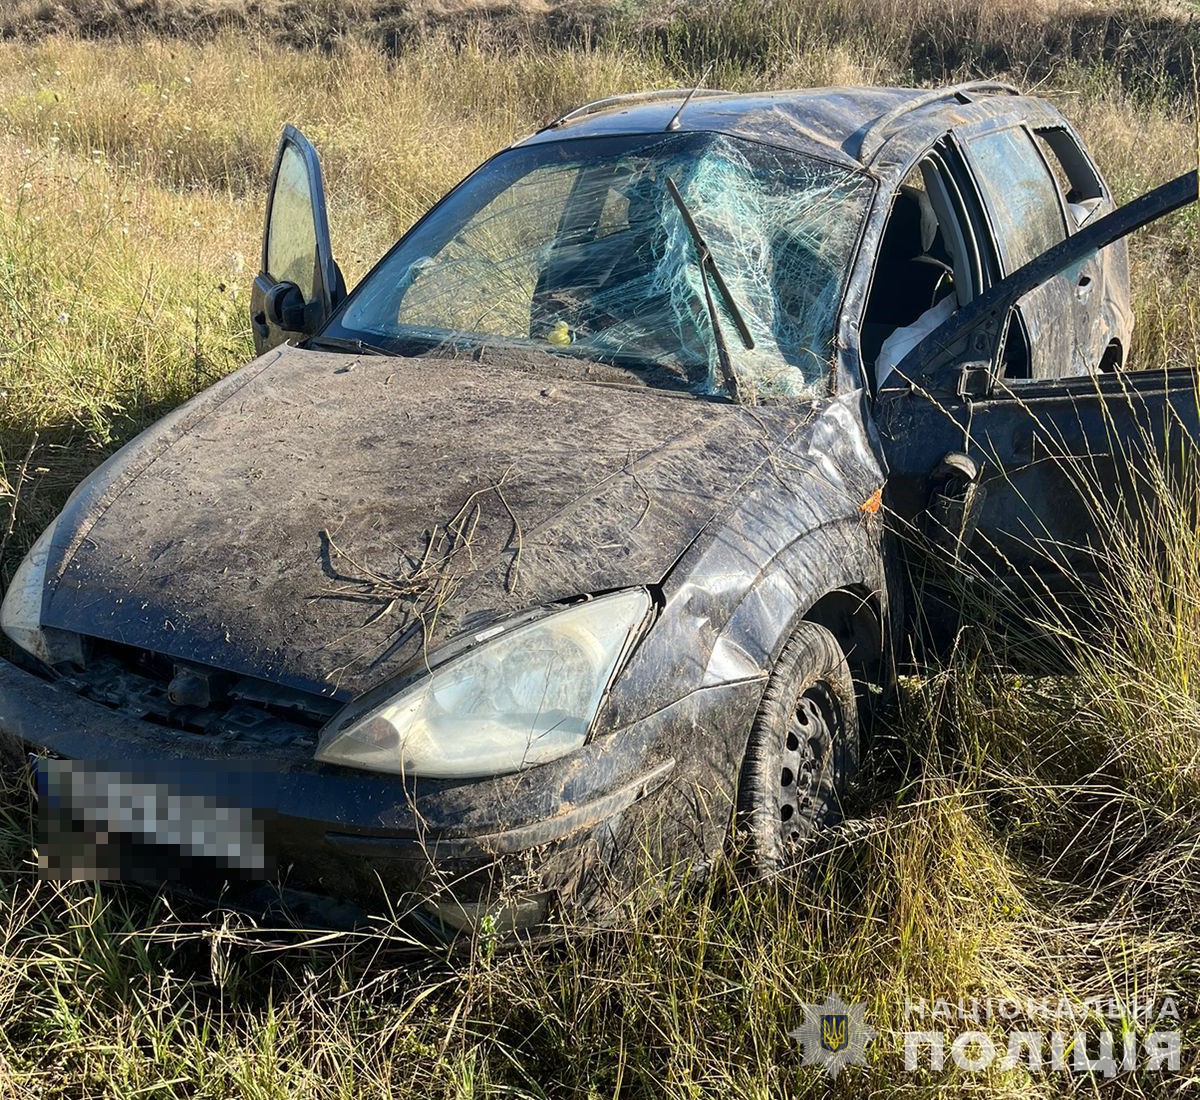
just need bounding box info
[35,757,274,880]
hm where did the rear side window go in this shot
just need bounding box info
[966,126,1067,271]
[1034,126,1106,227]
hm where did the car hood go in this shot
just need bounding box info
[40,346,814,699]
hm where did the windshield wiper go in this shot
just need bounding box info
[665,177,755,401]
[306,335,393,357]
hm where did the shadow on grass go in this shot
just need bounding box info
[1,392,199,593]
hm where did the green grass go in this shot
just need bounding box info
[1,3,1200,1096]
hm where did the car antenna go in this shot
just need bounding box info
[665,65,713,131]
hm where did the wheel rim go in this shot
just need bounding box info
[778,680,840,846]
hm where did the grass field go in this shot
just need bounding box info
[1,1,1200,1095]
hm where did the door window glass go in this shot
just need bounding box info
[967,127,1067,271]
[267,143,318,300]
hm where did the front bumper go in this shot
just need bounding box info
[0,657,759,936]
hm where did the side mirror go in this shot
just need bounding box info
[264,280,318,333]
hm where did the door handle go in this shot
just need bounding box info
[252,311,269,339]
[1076,274,1093,301]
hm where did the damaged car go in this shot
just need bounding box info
[2,81,1197,938]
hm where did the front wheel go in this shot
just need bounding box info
[735,621,860,875]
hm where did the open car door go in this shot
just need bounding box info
[875,170,1200,644]
[250,125,344,355]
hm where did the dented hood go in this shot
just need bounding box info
[41,346,809,699]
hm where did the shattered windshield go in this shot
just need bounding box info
[327,132,871,401]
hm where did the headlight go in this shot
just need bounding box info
[314,588,652,779]
[1,520,58,664]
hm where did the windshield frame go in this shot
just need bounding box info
[315,130,875,402]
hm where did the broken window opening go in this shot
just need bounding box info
[1034,126,1106,228]
[863,151,978,390]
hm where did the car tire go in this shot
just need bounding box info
[735,621,860,875]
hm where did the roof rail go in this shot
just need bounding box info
[857,80,1021,163]
[538,88,730,132]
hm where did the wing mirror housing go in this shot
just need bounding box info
[264,280,323,334]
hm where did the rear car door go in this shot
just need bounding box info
[874,171,1199,630]
[1031,123,1130,371]
[958,121,1080,379]
[250,126,344,355]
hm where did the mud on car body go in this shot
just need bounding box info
[2,82,1197,938]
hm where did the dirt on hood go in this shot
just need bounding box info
[39,345,812,699]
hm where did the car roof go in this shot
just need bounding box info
[516,82,1062,186]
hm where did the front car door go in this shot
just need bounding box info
[250,126,343,355]
[874,170,1199,646]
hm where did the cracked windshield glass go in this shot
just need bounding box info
[330,132,871,400]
